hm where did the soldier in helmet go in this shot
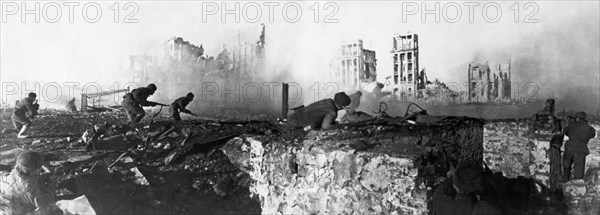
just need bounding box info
[288,92,351,130]
[563,111,597,181]
[121,83,163,124]
[169,92,195,121]
[0,151,56,214]
[431,161,502,215]
[11,92,39,138]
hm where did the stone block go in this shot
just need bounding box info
[585,168,600,195]
[564,179,587,197]
[222,117,484,214]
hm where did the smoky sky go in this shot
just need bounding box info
[507,5,600,114]
[1,1,598,113]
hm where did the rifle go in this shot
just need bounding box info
[33,99,40,109]
[153,102,169,107]
[151,102,169,117]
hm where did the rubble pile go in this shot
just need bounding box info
[562,169,600,215]
[1,111,268,214]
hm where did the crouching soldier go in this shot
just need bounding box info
[288,92,351,130]
[563,111,597,181]
[431,161,502,215]
[121,84,164,124]
[12,92,39,138]
[0,151,57,215]
[169,92,195,121]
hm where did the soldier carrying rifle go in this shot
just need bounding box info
[11,92,39,138]
[121,83,167,124]
[169,92,196,121]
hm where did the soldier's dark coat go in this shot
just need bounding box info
[288,99,338,129]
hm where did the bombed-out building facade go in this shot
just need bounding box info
[159,37,205,97]
[230,24,266,80]
[389,33,429,100]
[330,33,446,101]
[332,40,377,90]
[163,37,204,65]
[128,54,157,84]
[467,60,512,102]
[127,24,266,99]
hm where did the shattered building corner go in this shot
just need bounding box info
[333,39,377,90]
[467,59,512,103]
[390,33,420,100]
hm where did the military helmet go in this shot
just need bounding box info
[147,83,157,91]
[453,161,482,193]
[575,111,587,120]
[334,92,351,107]
[16,151,43,173]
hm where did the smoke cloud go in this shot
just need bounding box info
[1,1,598,116]
[487,4,600,114]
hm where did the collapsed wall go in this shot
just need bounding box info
[221,117,484,214]
[483,120,600,184]
[483,120,552,183]
[483,120,600,214]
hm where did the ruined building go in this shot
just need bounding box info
[162,37,204,66]
[156,38,206,98]
[391,33,426,100]
[230,24,266,80]
[127,37,210,99]
[205,24,266,81]
[467,60,511,102]
[128,24,266,99]
[333,40,377,90]
[128,54,157,84]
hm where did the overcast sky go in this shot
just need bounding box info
[1,1,599,111]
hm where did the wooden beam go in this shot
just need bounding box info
[282,83,289,120]
[81,95,87,111]
[82,89,129,98]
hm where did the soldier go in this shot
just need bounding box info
[431,161,501,215]
[121,84,164,124]
[563,111,597,181]
[0,151,56,214]
[65,98,77,112]
[11,92,39,138]
[169,92,195,121]
[288,92,351,130]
